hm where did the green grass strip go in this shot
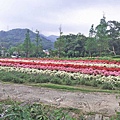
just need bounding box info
[31,83,120,94]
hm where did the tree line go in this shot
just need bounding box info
[52,16,120,58]
[2,16,120,58]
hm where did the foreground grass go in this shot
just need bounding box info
[1,99,120,120]
[0,99,80,120]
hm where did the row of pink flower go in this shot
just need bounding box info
[0,58,120,76]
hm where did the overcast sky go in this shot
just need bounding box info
[0,0,120,36]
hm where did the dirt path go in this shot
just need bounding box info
[0,82,120,116]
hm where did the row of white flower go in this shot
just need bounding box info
[0,66,120,84]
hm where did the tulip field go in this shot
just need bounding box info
[0,58,120,120]
[0,58,120,90]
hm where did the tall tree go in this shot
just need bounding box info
[54,25,65,57]
[95,15,108,56]
[85,24,97,57]
[23,29,31,57]
[35,30,42,57]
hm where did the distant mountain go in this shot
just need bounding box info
[0,28,54,49]
[47,35,59,42]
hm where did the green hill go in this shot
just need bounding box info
[0,28,54,49]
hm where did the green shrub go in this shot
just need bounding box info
[90,79,103,87]
[91,80,98,87]
[29,74,50,83]
[114,82,120,88]
[78,79,85,85]
[38,75,51,83]
[101,82,115,90]
[64,79,72,85]
[50,77,62,84]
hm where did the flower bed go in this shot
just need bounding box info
[0,58,120,89]
[0,58,120,76]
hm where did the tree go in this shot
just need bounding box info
[89,24,96,37]
[85,37,97,57]
[74,33,86,57]
[23,29,31,57]
[95,15,108,56]
[85,24,98,57]
[35,30,42,57]
[54,25,65,57]
[55,33,87,58]
[107,20,120,55]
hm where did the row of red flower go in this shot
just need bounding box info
[21,58,120,64]
[1,58,120,64]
